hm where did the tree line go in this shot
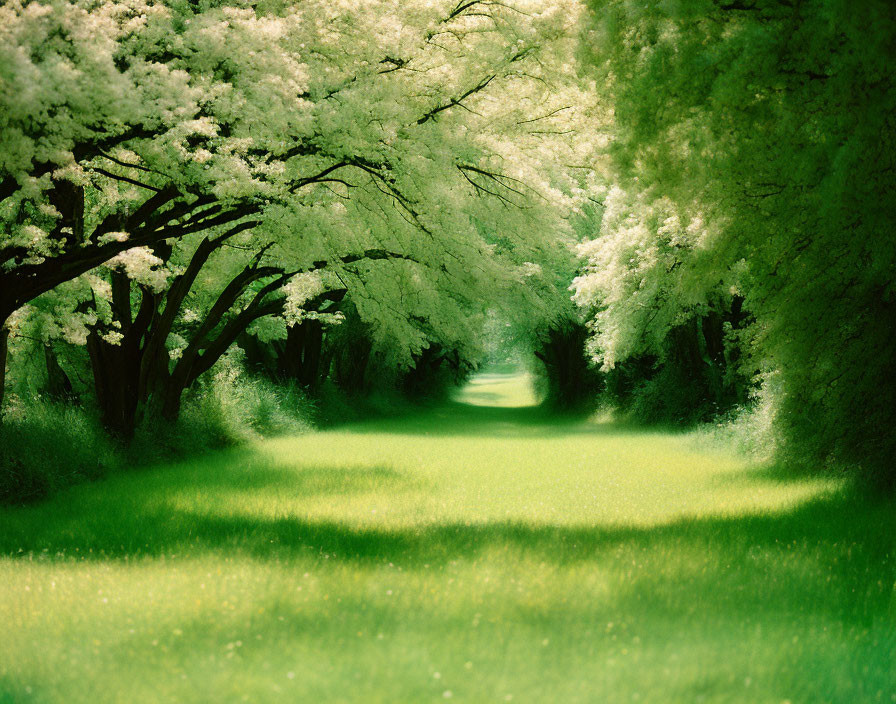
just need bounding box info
[0,0,590,444]
[1,0,893,497]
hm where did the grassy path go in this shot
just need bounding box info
[1,373,894,703]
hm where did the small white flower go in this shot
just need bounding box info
[98,231,130,244]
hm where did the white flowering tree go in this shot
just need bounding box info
[0,0,596,425]
[80,235,413,435]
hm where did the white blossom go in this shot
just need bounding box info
[104,247,169,292]
[281,272,325,326]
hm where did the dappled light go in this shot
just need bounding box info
[3,373,890,702]
[451,370,540,408]
[1,0,894,700]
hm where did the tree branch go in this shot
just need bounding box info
[417,74,496,124]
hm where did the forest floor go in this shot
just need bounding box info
[1,372,894,703]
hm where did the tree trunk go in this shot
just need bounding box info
[402,344,448,398]
[0,323,8,420]
[87,332,141,439]
[697,312,726,406]
[536,322,600,412]
[333,334,372,394]
[281,320,325,389]
[239,333,279,378]
[44,343,75,403]
[160,382,184,423]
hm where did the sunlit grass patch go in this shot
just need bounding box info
[0,374,892,703]
[452,369,540,408]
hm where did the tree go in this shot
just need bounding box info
[79,236,405,435]
[576,0,896,481]
[2,0,596,421]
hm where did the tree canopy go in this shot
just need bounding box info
[1,0,597,429]
[573,0,896,481]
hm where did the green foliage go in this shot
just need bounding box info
[0,398,117,504]
[532,319,603,413]
[1,0,593,423]
[0,363,316,503]
[613,362,724,427]
[186,371,315,444]
[130,367,316,463]
[604,312,753,426]
[399,345,472,402]
[689,373,784,465]
[577,0,896,482]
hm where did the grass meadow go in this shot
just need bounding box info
[1,373,894,703]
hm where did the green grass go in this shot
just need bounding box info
[1,373,894,703]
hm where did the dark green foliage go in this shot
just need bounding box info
[326,308,376,397]
[280,320,327,390]
[0,372,315,504]
[240,318,339,394]
[608,308,753,426]
[534,320,602,413]
[0,401,117,504]
[322,305,474,403]
[400,344,471,402]
[128,372,315,462]
[42,344,77,404]
[585,0,896,481]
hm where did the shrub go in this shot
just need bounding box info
[129,369,316,464]
[1,366,316,503]
[0,396,118,504]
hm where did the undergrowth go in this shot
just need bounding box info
[0,370,316,505]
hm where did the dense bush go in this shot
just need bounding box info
[1,366,316,504]
[532,321,603,413]
[603,313,753,427]
[128,370,316,465]
[0,397,118,504]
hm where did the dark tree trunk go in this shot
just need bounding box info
[0,323,8,419]
[535,321,601,412]
[49,180,86,245]
[239,333,279,378]
[160,379,184,422]
[401,344,459,399]
[333,334,373,394]
[667,319,702,373]
[620,303,752,424]
[662,318,724,418]
[279,320,325,389]
[87,331,142,438]
[43,344,76,403]
[84,269,155,438]
[697,312,726,406]
[85,247,378,431]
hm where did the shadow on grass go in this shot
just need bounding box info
[1,453,892,581]
[1,437,893,642]
[343,401,668,440]
[717,462,846,486]
[2,398,891,570]
[2,387,894,632]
